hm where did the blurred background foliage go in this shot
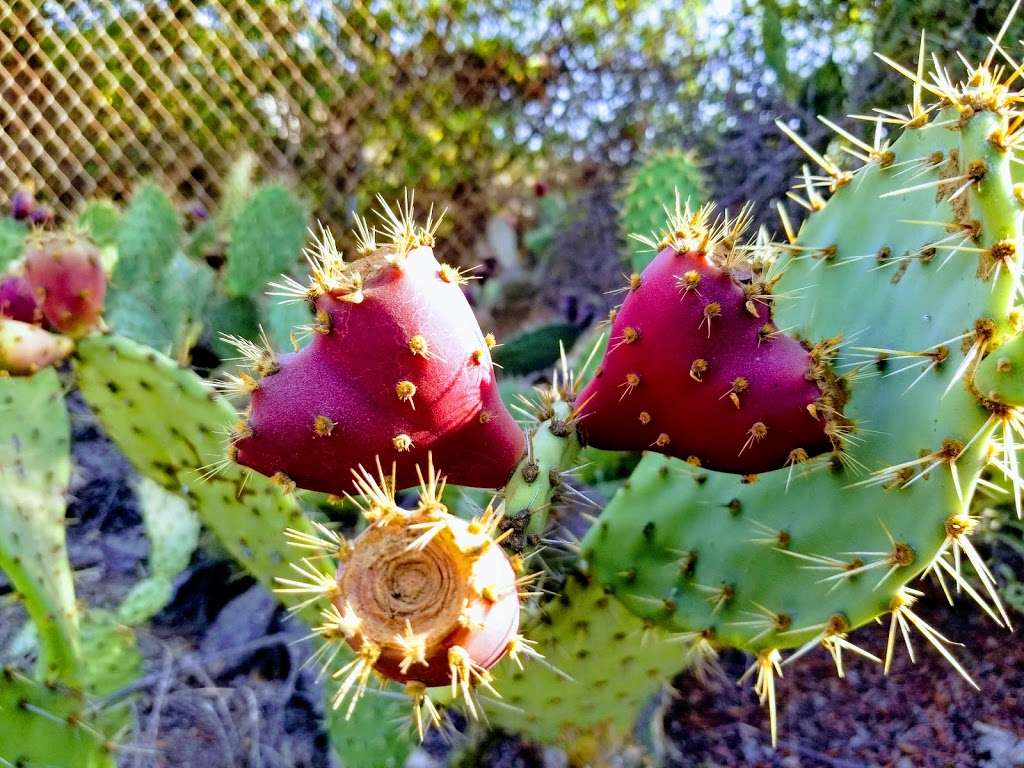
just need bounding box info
[3,1,1018,260]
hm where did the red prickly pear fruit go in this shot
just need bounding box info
[24,233,106,337]
[232,224,524,494]
[0,318,73,375]
[10,187,35,220]
[576,243,832,473]
[0,275,43,324]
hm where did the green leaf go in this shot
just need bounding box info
[114,182,181,286]
[225,185,307,296]
[0,217,27,269]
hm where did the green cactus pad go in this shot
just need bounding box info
[0,369,80,683]
[117,478,200,625]
[621,151,704,271]
[975,333,1024,406]
[0,217,27,268]
[73,336,313,604]
[326,686,414,768]
[0,668,114,768]
[113,182,180,286]
[80,610,142,738]
[586,97,1020,689]
[489,575,684,763]
[500,399,582,539]
[225,185,307,297]
[77,200,121,250]
[73,335,418,761]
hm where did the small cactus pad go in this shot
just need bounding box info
[585,36,1024,745]
[500,395,583,539]
[116,477,200,625]
[0,369,80,683]
[0,668,114,768]
[276,459,525,736]
[974,333,1024,407]
[0,274,42,323]
[577,208,832,473]
[0,318,73,375]
[622,151,705,271]
[489,575,686,763]
[231,199,524,494]
[24,232,106,337]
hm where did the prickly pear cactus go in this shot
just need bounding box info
[73,334,316,611]
[0,369,80,683]
[116,478,200,625]
[583,35,1024,744]
[621,151,704,271]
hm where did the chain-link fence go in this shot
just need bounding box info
[0,1,695,262]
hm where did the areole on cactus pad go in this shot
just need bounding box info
[226,196,524,494]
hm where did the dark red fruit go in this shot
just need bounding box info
[577,245,831,473]
[10,187,35,220]
[24,233,106,337]
[0,275,43,324]
[233,243,525,493]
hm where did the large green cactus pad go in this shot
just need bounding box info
[73,335,314,611]
[586,104,1019,671]
[0,369,80,683]
[0,668,114,768]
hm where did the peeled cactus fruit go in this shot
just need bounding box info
[279,459,528,736]
[331,468,518,687]
[231,202,524,494]
[577,206,832,473]
[0,318,73,374]
[25,233,106,337]
[0,274,42,323]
